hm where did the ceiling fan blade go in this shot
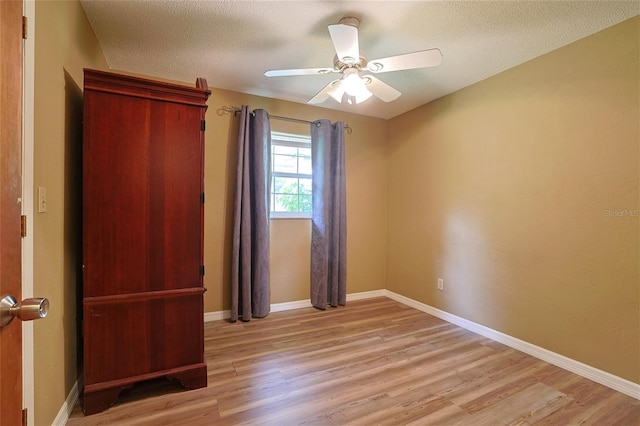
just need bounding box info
[367,48,442,73]
[308,80,345,104]
[363,75,401,102]
[265,68,335,77]
[328,23,359,64]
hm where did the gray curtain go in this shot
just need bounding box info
[310,120,347,309]
[231,106,271,322]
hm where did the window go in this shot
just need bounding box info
[270,131,312,218]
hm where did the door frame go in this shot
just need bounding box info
[22,1,35,424]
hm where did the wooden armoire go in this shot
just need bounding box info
[81,69,211,415]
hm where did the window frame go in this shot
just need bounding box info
[270,131,312,219]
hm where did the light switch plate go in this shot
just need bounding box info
[37,186,47,213]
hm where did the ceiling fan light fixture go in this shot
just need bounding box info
[349,89,372,104]
[341,69,372,103]
[327,80,345,102]
[345,93,370,105]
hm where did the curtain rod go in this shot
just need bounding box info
[219,105,353,134]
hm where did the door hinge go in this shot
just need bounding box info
[201,192,205,203]
[22,408,27,426]
[200,265,205,276]
[21,215,27,238]
[22,16,28,40]
[200,120,206,131]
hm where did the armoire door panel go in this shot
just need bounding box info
[83,93,153,297]
[83,300,153,384]
[147,102,203,291]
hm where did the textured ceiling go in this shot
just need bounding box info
[80,1,639,120]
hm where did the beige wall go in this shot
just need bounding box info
[203,89,389,312]
[386,17,639,383]
[33,1,108,424]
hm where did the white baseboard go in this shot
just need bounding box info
[346,289,386,301]
[204,309,230,322]
[52,380,78,426]
[203,290,386,322]
[271,298,311,313]
[382,289,640,400]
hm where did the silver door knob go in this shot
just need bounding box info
[0,295,49,328]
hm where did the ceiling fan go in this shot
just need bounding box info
[264,17,442,105]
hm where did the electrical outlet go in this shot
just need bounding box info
[437,278,444,290]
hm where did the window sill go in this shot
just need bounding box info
[270,212,312,220]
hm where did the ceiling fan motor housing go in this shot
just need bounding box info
[338,17,360,27]
[334,56,367,72]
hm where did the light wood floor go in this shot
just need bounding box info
[67,297,639,425]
